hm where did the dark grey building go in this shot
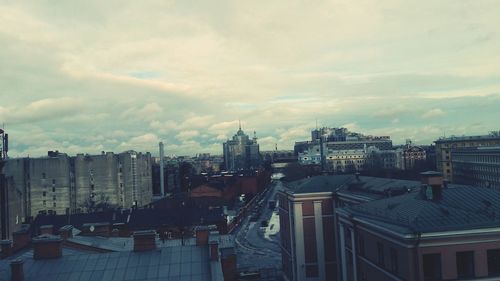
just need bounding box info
[222,125,260,171]
[452,146,500,190]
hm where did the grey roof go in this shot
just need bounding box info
[285,175,356,193]
[65,234,234,252]
[0,244,223,281]
[343,186,500,234]
[285,174,469,200]
[285,175,425,200]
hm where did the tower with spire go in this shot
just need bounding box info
[222,121,261,171]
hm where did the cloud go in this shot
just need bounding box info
[175,130,200,141]
[422,108,446,119]
[1,1,500,156]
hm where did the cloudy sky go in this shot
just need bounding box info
[1,1,500,157]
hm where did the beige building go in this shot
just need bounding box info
[435,132,500,181]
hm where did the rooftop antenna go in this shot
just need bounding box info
[238,119,241,130]
[315,118,318,130]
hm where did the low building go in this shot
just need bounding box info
[337,172,500,281]
[452,146,500,190]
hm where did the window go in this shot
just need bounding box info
[306,265,319,277]
[53,196,56,201]
[423,253,442,281]
[91,184,95,191]
[52,187,55,192]
[52,179,56,184]
[53,202,56,207]
[43,200,46,206]
[42,172,46,179]
[456,251,475,278]
[358,234,365,256]
[377,242,385,267]
[488,249,500,276]
[42,191,46,197]
[390,248,398,274]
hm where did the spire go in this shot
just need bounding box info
[239,119,241,130]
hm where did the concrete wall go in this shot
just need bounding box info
[27,155,72,216]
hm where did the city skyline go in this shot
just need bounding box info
[1,1,500,157]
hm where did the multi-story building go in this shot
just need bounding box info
[295,127,393,172]
[278,175,424,281]
[337,172,500,281]
[223,125,261,171]
[452,146,500,190]
[365,147,397,170]
[2,151,152,218]
[394,142,427,170]
[434,132,500,181]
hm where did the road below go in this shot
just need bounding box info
[235,180,284,273]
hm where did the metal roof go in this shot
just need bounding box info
[0,244,224,281]
[343,186,500,233]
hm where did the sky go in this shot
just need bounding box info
[1,0,500,157]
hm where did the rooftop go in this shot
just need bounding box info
[284,174,468,201]
[0,244,223,281]
[435,132,500,143]
[343,186,500,233]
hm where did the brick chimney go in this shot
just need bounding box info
[39,225,53,235]
[208,230,222,262]
[133,230,157,252]
[59,225,73,241]
[12,225,31,252]
[10,259,24,281]
[0,239,12,258]
[32,234,62,259]
[195,226,210,246]
[420,171,444,200]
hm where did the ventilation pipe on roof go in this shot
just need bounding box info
[10,259,24,281]
[0,239,12,258]
[133,230,157,252]
[32,234,62,259]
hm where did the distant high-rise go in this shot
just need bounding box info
[159,142,165,197]
[223,123,261,171]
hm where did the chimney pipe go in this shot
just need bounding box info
[420,171,444,200]
[0,239,12,258]
[195,226,210,246]
[32,234,62,259]
[10,259,24,281]
[159,142,165,197]
[133,230,157,252]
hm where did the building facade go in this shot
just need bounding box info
[434,132,500,181]
[223,125,260,171]
[452,146,500,190]
[278,175,424,281]
[295,127,393,172]
[394,145,427,171]
[2,151,152,218]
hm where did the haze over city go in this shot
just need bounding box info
[1,1,500,157]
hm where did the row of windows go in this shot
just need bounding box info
[423,249,500,280]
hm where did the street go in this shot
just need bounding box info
[235,179,284,273]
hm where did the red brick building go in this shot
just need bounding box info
[278,175,424,281]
